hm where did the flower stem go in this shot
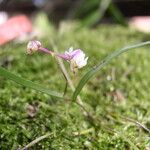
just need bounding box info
[56,53,70,60]
[39,47,70,61]
[38,47,54,55]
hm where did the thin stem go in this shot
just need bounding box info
[19,133,52,150]
[37,45,69,96]
[39,47,69,61]
[38,47,54,55]
[56,55,95,123]
[108,113,150,134]
[122,116,150,134]
[55,55,69,97]
[55,54,93,117]
[50,42,94,119]
[56,53,70,60]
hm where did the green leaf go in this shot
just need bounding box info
[108,2,127,26]
[78,0,111,28]
[0,67,63,99]
[73,41,150,101]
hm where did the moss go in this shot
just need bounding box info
[0,24,150,149]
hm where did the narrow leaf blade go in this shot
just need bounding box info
[73,41,150,100]
[0,67,63,99]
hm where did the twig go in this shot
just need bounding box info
[19,133,52,150]
[122,116,150,134]
[108,113,150,134]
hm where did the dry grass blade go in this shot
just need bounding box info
[19,133,52,150]
[122,117,150,134]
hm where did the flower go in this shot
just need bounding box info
[26,40,88,73]
[27,40,42,54]
[27,40,54,55]
[64,47,88,73]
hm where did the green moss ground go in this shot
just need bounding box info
[0,24,150,149]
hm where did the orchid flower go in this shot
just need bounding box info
[27,40,88,73]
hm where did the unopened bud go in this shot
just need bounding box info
[27,40,41,54]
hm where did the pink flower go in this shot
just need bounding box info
[61,47,88,73]
[26,41,88,72]
[66,47,88,66]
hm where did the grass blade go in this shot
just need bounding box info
[0,67,63,98]
[108,2,127,26]
[73,41,150,100]
[78,0,111,28]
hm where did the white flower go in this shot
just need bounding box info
[27,40,41,54]
[65,47,88,73]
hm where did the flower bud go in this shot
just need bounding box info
[27,40,41,54]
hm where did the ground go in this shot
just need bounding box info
[0,23,150,150]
